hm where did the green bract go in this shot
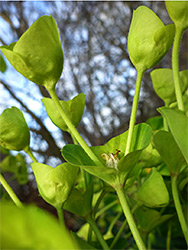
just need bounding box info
[0,15,64,89]
[0,107,30,151]
[165,1,188,31]
[128,6,175,72]
[31,162,78,209]
[42,93,85,131]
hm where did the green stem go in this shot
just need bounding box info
[0,174,23,208]
[86,216,110,250]
[93,190,107,217]
[24,146,38,163]
[166,220,172,250]
[47,87,102,166]
[56,207,66,230]
[96,199,118,219]
[110,216,126,249]
[116,187,146,250]
[163,104,169,131]
[110,202,141,249]
[171,175,188,244]
[172,26,184,111]
[125,70,144,155]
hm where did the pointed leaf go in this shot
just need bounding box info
[137,168,169,207]
[158,107,188,164]
[153,131,186,174]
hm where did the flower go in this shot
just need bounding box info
[128,6,175,72]
[0,15,64,90]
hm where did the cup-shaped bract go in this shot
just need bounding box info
[0,15,64,90]
[31,162,78,209]
[128,6,175,72]
[165,1,188,31]
[0,107,30,151]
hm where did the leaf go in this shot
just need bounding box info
[0,202,77,250]
[31,162,78,208]
[71,232,97,250]
[151,69,188,105]
[62,123,151,186]
[135,206,173,233]
[42,93,85,131]
[137,168,169,208]
[63,183,93,217]
[158,107,188,164]
[146,116,163,130]
[0,54,7,73]
[153,131,186,174]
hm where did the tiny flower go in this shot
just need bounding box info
[0,15,64,90]
[0,107,30,151]
[128,6,175,72]
[101,150,120,170]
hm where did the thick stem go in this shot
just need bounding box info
[171,175,188,244]
[116,187,146,250]
[125,70,144,155]
[0,174,23,208]
[24,146,38,163]
[47,87,102,166]
[86,216,110,250]
[56,207,66,230]
[172,26,184,111]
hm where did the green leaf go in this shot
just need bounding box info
[31,162,78,209]
[0,15,63,89]
[146,116,163,130]
[128,6,175,72]
[0,54,7,73]
[0,107,30,151]
[137,168,169,208]
[71,232,97,250]
[151,69,188,105]
[153,131,186,174]
[158,107,188,164]
[135,206,173,233]
[42,93,85,131]
[62,123,151,186]
[0,202,77,249]
[165,1,188,31]
[63,183,93,217]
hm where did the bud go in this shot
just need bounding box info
[0,107,30,151]
[0,15,64,90]
[128,6,175,72]
[165,1,188,31]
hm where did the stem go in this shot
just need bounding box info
[110,202,141,249]
[96,199,118,219]
[86,216,110,250]
[172,26,184,111]
[0,174,23,208]
[171,175,188,244]
[110,217,127,249]
[56,207,66,230]
[116,187,146,250]
[125,70,144,155]
[93,190,107,217]
[24,146,38,163]
[47,87,102,166]
[166,220,172,250]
